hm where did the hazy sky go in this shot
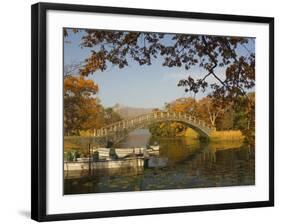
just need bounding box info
[64,29,255,108]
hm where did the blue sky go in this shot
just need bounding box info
[64,29,255,109]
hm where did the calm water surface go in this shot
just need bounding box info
[64,129,255,194]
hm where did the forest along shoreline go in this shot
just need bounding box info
[64,95,254,174]
[63,124,250,174]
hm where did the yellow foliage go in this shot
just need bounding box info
[64,75,99,95]
[79,130,95,137]
[169,97,196,114]
[182,128,199,139]
[210,130,244,142]
[64,137,90,156]
[64,140,81,152]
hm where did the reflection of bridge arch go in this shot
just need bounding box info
[92,111,215,146]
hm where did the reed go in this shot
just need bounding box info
[210,130,244,142]
[79,130,95,137]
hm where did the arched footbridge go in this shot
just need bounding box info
[92,111,215,146]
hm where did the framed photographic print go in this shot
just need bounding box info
[31,2,274,222]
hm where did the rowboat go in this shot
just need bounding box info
[64,158,144,171]
[92,147,146,159]
[148,145,160,151]
[92,145,159,159]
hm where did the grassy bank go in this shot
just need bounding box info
[64,136,92,156]
[182,128,245,142]
[64,129,245,154]
[209,130,244,142]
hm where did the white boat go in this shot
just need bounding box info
[76,158,91,162]
[92,145,159,159]
[115,147,145,157]
[92,148,109,158]
[147,150,159,156]
[148,145,160,151]
[64,158,144,171]
[92,147,146,159]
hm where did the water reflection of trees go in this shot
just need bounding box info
[150,135,248,163]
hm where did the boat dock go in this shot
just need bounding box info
[64,157,144,171]
[64,145,166,172]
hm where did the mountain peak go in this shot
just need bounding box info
[112,104,153,119]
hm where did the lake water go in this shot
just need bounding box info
[64,129,255,194]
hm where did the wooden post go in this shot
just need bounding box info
[88,143,91,175]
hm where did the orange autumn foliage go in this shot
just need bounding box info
[64,75,102,135]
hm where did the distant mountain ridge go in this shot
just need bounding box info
[112,103,154,119]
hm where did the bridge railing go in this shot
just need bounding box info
[92,111,214,137]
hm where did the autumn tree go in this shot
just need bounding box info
[232,92,255,143]
[64,28,254,103]
[63,28,255,138]
[167,97,197,115]
[103,107,122,125]
[215,109,235,130]
[197,97,232,128]
[64,75,101,135]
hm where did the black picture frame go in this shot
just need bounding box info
[31,2,274,222]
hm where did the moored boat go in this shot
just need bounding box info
[149,145,160,151]
[64,157,144,171]
[92,146,158,159]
